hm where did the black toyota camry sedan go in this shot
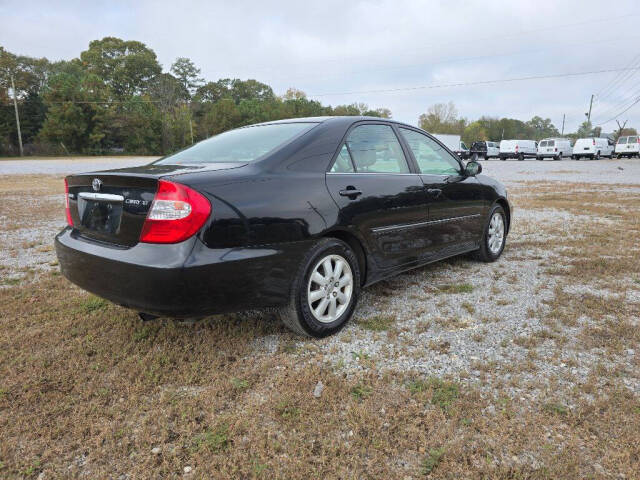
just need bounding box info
[55,116,510,337]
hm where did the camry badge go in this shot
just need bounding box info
[92,178,103,192]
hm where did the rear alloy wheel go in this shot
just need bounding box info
[473,205,506,262]
[279,238,360,337]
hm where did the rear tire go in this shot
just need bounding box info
[278,238,360,338]
[473,205,506,262]
[595,151,600,160]
[518,153,524,161]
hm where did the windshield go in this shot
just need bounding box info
[156,122,317,165]
[618,137,628,144]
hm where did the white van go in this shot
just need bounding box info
[499,139,537,160]
[614,135,639,158]
[572,138,614,160]
[536,138,572,160]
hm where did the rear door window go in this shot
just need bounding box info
[399,128,461,175]
[539,141,547,147]
[618,137,628,144]
[330,145,355,173]
[628,136,637,143]
[346,124,410,173]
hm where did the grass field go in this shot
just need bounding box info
[0,172,639,479]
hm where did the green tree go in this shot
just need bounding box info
[576,121,594,138]
[418,102,466,134]
[526,116,559,140]
[462,121,487,145]
[80,37,161,98]
[170,57,203,99]
[40,71,115,153]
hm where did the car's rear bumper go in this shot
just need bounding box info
[55,228,312,317]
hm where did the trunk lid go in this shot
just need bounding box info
[67,173,159,247]
[66,162,246,247]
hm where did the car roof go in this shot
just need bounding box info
[250,116,416,129]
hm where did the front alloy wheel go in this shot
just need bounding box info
[307,254,353,323]
[473,205,507,262]
[487,212,505,255]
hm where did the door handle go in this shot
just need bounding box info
[427,188,442,198]
[339,187,362,199]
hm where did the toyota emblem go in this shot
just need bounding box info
[92,178,102,192]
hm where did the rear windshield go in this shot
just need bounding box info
[471,142,486,149]
[629,136,638,143]
[539,141,547,147]
[618,137,628,144]
[156,123,317,165]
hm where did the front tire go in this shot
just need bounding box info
[473,205,506,262]
[278,238,360,338]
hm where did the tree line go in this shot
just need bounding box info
[419,102,636,145]
[2,38,637,157]
[0,38,391,156]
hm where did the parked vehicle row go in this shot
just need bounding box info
[615,135,640,158]
[460,136,624,161]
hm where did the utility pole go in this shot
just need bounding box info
[586,94,594,123]
[10,75,24,157]
[615,119,627,140]
[561,114,565,136]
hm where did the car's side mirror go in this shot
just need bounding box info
[464,160,482,176]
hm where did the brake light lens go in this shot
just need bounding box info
[515,145,519,151]
[64,178,73,226]
[140,180,211,244]
[593,139,596,145]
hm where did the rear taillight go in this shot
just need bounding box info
[555,147,558,152]
[593,139,596,145]
[140,180,211,244]
[515,145,519,151]
[64,178,73,226]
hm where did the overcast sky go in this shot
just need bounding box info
[2,0,640,132]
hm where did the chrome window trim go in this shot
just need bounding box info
[371,214,481,233]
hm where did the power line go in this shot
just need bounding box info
[594,96,640,126]
[308,67,640,97]
[594,53,640,101]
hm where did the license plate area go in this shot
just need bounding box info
[78,192,124,235]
